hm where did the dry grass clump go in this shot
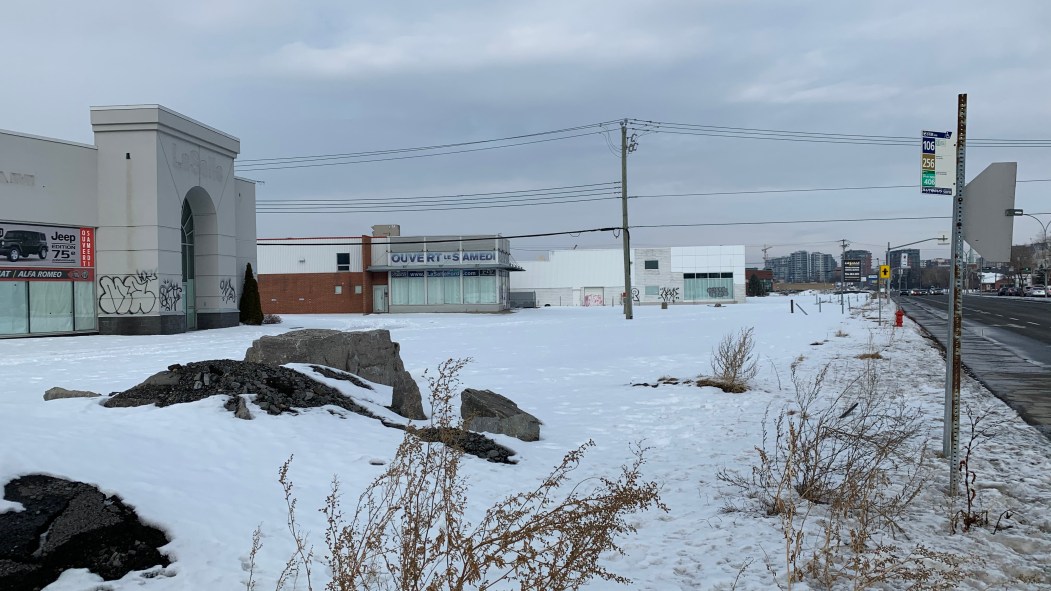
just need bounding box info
[855,352,883,360]
[718,358,970,589]
[701,327,758,393]
[253,358,666,591]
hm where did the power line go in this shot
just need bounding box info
[257,226,620,247]
[630,119,1051,148]
[632,215,953,229]
[258,182,619,206]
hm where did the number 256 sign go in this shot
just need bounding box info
[921,131,956,196]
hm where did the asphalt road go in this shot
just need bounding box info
[894,293,1051,438]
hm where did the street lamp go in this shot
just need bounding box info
[1006,209,1051,285]
[886,235,950,293]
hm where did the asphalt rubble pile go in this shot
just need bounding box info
[103,359,515,464]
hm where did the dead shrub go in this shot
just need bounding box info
[855,352,882,360]
[707,327,758,392]
[256,358,666,591]
[717,359,967,589]
[262,314,283,325]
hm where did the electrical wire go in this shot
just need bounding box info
[257,226,621,247]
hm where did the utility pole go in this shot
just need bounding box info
[621,120,633,320]
[839,239,850,313]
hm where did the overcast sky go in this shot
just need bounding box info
[4,0,1051,265]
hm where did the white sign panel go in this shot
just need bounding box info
[921,130,956,196]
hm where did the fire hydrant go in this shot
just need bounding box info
[895,308,905,327]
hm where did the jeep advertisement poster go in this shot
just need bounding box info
[0,222,94,281]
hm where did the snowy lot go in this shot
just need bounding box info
[2,296,1050,590]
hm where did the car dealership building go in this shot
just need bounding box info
[0,105,257,338]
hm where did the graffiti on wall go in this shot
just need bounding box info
[707,286,729,299]
[98,271,158,315]
[631,287,640,302]
[219,277,236,304]
[659,287,680,303]
[583,294,604,307]
[159,279,184,312]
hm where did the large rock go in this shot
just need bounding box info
[43,387,101,401]
[244,329,426,420]
[0,475,171,590]
[460,388,542,442]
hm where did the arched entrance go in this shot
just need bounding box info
[181,199,196,329]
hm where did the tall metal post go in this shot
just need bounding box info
[621,120,633,320]
[944,94,967,494]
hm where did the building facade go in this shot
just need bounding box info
[0,105,257,338]
[810,252,836,282]
[512,245,746,306]
[257,230,519,314]
[843,250,873,276]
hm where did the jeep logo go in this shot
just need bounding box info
[50,232,76,243]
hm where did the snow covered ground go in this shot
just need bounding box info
[1,295,1049,590]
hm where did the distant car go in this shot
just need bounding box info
[910,288,925,295]
[928,287,945,295]
[899,290,910,296]
[1028,285,1047,297]
[998,286,1011,296]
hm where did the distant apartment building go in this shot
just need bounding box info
[766,256,790,282]
[843,250,873,276]
[810,252,836,282]
[789,251,810,283]
[889,249,921,270]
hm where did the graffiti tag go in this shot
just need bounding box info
[707,286,729,299]
[659,287,680,303]
[159,279,184,312]
[98,270,158,315]
[631,287,640,302]
[219,277,236,304]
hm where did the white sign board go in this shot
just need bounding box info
[921,131,957,196]
[901,253,908,267]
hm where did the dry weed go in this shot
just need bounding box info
[255,358,666,591]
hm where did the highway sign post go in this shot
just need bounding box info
[879,265,891,279]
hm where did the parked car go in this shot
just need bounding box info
[0,230,48,262]
[1027,285,1047,297]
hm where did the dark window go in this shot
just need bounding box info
[644,260,659,270]
[721,272,734,279]
[336,252,350,271]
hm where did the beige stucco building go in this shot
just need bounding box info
[0,105,257,337]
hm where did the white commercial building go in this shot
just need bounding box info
[512,245,746,307]
[0,105,257,337]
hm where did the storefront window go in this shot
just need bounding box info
[74,281,96,330]
[29,282,73,333]
[684,272,734,300]
[427,270,461,304]
[463,270,497,304]
[0,282,29,335]
[391,271,426,305]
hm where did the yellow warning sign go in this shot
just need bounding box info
[879,264,891,279]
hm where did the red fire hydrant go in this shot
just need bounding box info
[895,308,904,327]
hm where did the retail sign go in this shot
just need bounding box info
[921,130,956,196]
[843,259,862,282]
[0,268,93,281]
[389,251,496,265]
[0,222,95,270]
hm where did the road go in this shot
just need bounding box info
[894,293,1051,438]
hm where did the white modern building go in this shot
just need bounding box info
[512,245,747,307]
[0,105,257,337]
